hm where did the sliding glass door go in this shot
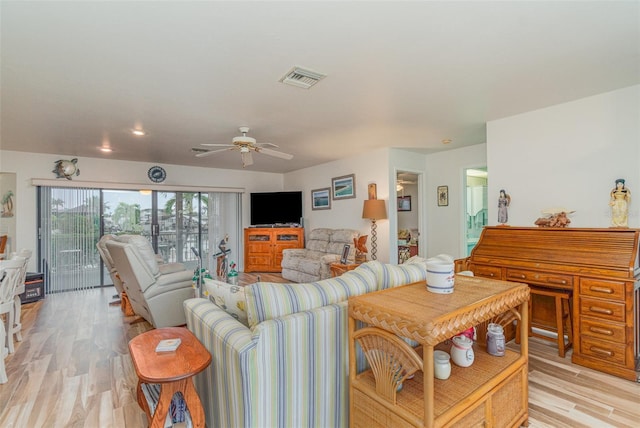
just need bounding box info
[39,186,241,294]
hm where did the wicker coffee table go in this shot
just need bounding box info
[348,276,530,428]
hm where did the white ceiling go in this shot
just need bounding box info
[1,1,638,173]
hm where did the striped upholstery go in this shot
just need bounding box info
[358,258,427,289]
[244,267,378,328]
[183,261,427,428]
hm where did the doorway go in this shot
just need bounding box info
[464,168,488,256]
[396,171,420,263]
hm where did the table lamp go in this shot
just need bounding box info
[362,199,387,260]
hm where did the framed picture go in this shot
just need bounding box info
[311,188,331,210]
[438,185,449,207]
[332,174,356,200]
[340,244,350,264]
[397,196,411,211]
[367,183,377,200]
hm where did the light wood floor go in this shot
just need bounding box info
[0,273,638,427]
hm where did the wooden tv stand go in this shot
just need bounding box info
[466,226,640,382]
[244,227,304,272]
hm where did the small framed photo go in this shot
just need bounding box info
[311,188,331,210]
[340,244,350,264]
[437,185,449,207]
[397,196,411,211]
[368,183,377,200]
[332,174,356,200]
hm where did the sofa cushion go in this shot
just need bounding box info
[244,267,378,328]
[116,235,160,276]
[280,250,325,275]
[203,278,248,326]
[358,259,427,290]
[326,229,360,257]
[305,228,332,252]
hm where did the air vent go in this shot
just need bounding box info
[279,66,326,89]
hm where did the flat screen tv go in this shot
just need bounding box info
[250,191,303,226]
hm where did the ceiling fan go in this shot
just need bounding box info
[193,127,293,167]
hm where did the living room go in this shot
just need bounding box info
[1,1,639,427]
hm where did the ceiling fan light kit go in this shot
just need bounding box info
[195,126,293,167]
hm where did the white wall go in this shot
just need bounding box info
[487,85,640,228]
[425,144,488,259]
[0,150,283,271]
[285,148,399,262]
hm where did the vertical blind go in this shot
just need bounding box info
[40,186,102,293]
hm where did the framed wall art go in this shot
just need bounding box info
[311,188,331,210]
[340,244,350,264]
[332,174,356,200]
[437,185,449,207]
[397,196,411,211]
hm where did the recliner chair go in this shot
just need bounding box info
[105,235,194,328]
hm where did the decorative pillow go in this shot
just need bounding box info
[202,278,248,326]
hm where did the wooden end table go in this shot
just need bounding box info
[128,327,211,428]
[330,262,360,277]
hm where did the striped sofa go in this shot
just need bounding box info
[183,259,427,428]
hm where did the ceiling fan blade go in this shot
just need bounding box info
[241,151,254,167]
[256,147,293,160]
[255,142,279,148]
[195,147,235,158]
[201,143,235,147]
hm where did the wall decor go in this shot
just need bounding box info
[397,195,411,211]
[148,166,167,183]
[311,188,331,210]
[367,183,377,200]
[332,174,356,200]
[437,185,449,207]
[52,158,80,180]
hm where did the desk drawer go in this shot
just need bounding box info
[505,269,573,290]
[579,279,625,301]
[579,297,625,323]
[580,336,627,366]
[580,318,626,344]
[472,265,501,279]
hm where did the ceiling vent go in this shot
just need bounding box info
[279,66,326,89]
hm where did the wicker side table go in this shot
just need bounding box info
[348,276,530,428]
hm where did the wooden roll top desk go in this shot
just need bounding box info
[466,226,640,381]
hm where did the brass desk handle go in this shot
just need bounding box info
[509,274,526,280]
[589,286,613,294]
[589,326,614,336]
[589,346,613,357]
[548,278,568,285]
[589,306,613,315]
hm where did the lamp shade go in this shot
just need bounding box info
[362,199,387,220]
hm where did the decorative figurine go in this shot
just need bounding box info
[354,235,368,263]
[497,189,510,224]
[52,158,80,180]
[610,178,631,228]
[535,208,575,228]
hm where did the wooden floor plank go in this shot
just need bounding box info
[0,272,638,427]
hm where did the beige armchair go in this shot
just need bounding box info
[105,235,194,328]
[281,228,360,282]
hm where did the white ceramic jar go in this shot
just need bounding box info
[433,350,451,380]
[450,335,475,367]
[486,323,505,356]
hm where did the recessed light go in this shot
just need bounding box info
[132,129,146,137]
[442,139,452,145]
[99,146,113,152]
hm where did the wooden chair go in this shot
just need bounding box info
[0,235,7,260]
[517,286,573,357]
